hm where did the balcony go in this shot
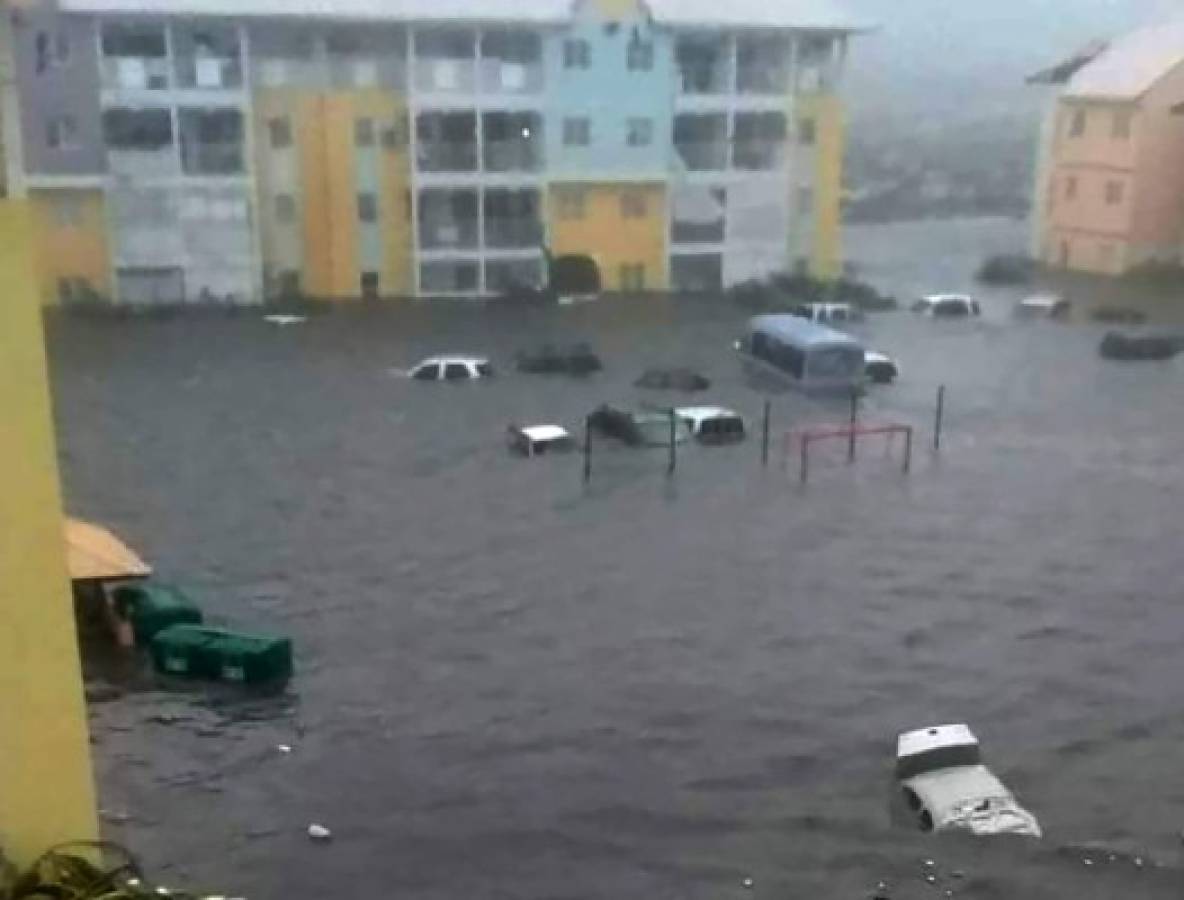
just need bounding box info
[176,56,243,90]
[418,188,479,250]
[103,107,177,175]
[479,30,543,95]
[101,56,170,91]
[415,28,477,94]
[173,24,243,90]
[484,217,542,248]
[676,38,732,95]
[179,108,245,175]
[733,140,785,171]
[675,141,729,171]
[484,141,542,173]
[737,65,787,95]
[417,142,479,173]
[737,36,788,95]
[181,141,244,176]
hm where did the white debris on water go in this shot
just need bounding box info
[264,315,307,327]
[741,877,753,889]
[308,823,332,841]
[276,744,292,753]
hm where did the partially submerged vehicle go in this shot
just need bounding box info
[407,356,493,381]
[675,406,746,444]
[1015,294,1070,319]
[588,405,690,447]
[1092,307,1147,325]
[736,315,866,392]
[896,724,1042,838]
[516,343,602,375]
[864,351,899,384]
[634,367,711,392]
[507,424,575,457]
[1099,331,1183,361]
[912,294,982,318]
[788,302,862,325]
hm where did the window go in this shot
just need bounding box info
[1105,180,1124,205]
[444,362,470,380]
[627,39,653,71]
[1064,176,1078,201]
[102,107,173,149]
[382,119,407,150]
[45,115,78,150]
[1069,108,1086,138]
[798,117,817,146]
[563,117,590,146]
[360,271,379,299]
[619,263,646,291]
[355,117,375,147]
[563,39,591,70]
[621,190,647,218]
[412,363,440,381]
[268,117,292,149]
[278,270,301,297]
[557,188,586,220]
[1113,109,1133,140]
[274,193,296,223]
[626,118,653,147]
[357,192,378,223]
[798,186,814,215]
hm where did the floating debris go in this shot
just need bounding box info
[307,823,332,842]
[263,315,307,327]
[741,877,754,889]
[276,744,293,754]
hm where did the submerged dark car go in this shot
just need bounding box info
[517,343,603,375]
[587,405,689,447]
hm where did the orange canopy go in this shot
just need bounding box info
[64,518,151,581]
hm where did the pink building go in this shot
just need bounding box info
[1030,21,1184,275]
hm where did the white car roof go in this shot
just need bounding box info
[675,406,741,422]
[518,425,570,442]
[922,294,973,304]
[906,764,1009,810]
[1019,294,1065,308]
[419,355,488,366]
[865,350,894,365]
[898,723,978,758]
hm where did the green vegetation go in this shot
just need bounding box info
[727,271,897,312]
[1,843,220,900]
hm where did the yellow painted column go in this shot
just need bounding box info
[0,201,98,864]
[806,94,845,281]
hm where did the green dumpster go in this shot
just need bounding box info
[151,625,293,685]
[112,582,203,643]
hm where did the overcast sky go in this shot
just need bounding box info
[840,0,1182,121]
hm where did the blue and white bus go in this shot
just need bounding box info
[736,315,866,392]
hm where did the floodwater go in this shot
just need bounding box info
[49,217,1184,899]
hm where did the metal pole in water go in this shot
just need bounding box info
[583,416,592,484]
[847,389,858,464]
[668,409,677,476]
[761,399,771,467]
[904,426,913,474]
[800,434,809,484]
[934,385,946,452]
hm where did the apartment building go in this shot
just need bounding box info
[1030,20,1184,276]
[4,0,864,304]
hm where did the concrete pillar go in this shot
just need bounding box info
[0,200,99,865]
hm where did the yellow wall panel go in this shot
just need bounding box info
[548,183,667,291]
[322,96,358,298]
[592,0,642,18]
[801,93,844,280]
[295,93,334,297]
[0,201,98,864]
[29,189,110,305]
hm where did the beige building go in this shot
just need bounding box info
[1030,20,1184,275]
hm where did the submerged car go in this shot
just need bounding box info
[507,424,575,457]
[864,351,899,384]
[788,302,862,325]
[1015,294,1070,319]
[912,294,981,318]
[896,724,1042,838]
[587,405,690,447]
[407,356,493,381]
[676,406,746,444]
[516,343,602,375]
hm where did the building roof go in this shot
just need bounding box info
[646,0,869,32]
[60,0,867,30]
[1062,19,1184,101]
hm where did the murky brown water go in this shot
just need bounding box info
[50,218,1184,899]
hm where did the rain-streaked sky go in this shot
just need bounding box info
[841,0,1181,120]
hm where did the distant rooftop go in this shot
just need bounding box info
[1031,19,1184,102]
[59,0,869,31]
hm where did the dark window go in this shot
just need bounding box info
[57,277,75,303]
[357,193,378,223]
[476,362,493,377]
[355,117,375,147]
[46,116,78,150]
[412,363,440,381]
[563,39,591,70]
[35,32,49,74]
[269,117,292,149]
[1105,179,1124,205]
[101,24,167,58]
[382,118,407,150]
[360,271,379,299]
[895,743,982,780]
[444,363,470,380]
[278,270,300,297]
[627,39,653,71]
[274,194,296,223]
[563,117,590,147]
[621,190,647,218]
[626,118,653,147]
[1069,108,1086,138]
[53,31,71,66]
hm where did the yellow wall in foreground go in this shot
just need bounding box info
[0,201,98,864]
[30,189,111,305]
[801,94,845,280]
[548,183,667,291]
